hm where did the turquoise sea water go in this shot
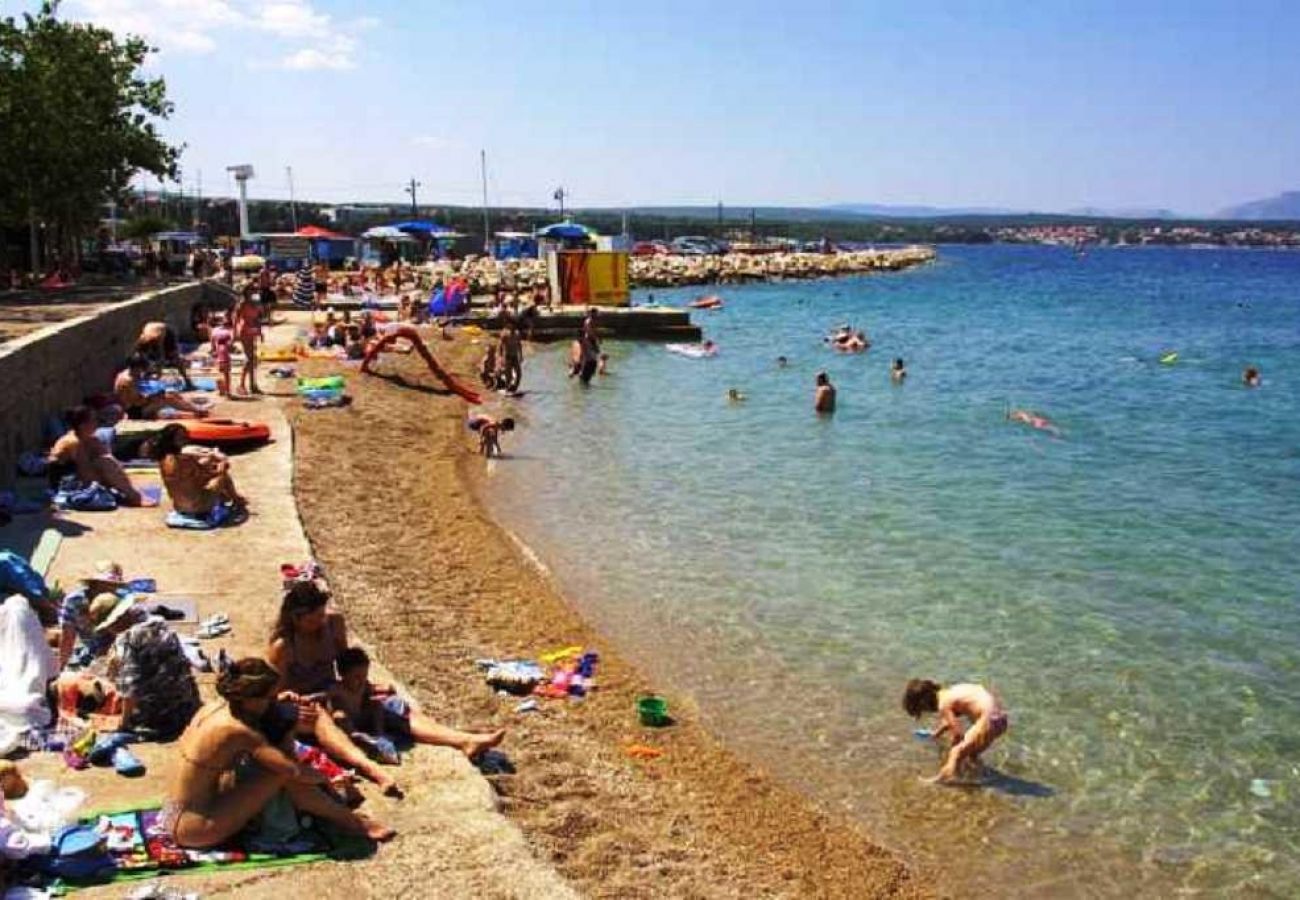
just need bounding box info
[479,245,1300,897]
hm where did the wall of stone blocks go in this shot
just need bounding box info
[0,281,235,488]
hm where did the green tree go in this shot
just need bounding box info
[0,2,181,270]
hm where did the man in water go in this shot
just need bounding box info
[1243,366,1261,387]
[903,679,1009,783]
[776,356,789,368]
[891,358,907,383]
[814,371,836,414]
[1007,408,1060,436]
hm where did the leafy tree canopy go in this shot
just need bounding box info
[0,1,181,235]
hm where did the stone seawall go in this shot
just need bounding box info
[0,280,233,487]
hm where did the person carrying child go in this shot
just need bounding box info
[328,648,503,764]
[903,678,1009,783]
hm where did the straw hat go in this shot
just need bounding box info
[83,560,125,591]
[90,592,140,633]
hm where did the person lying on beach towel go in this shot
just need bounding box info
[56,563,147,669]
[153,424,247,519]
[162,657,394,849]
[47,405,151,507]
[328,647,503,764]
[266,583,403,797]
[115,354,209,420]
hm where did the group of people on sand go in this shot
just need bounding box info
[163,580,504,848]
[41,317,249,520]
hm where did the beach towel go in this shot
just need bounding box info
[0,594,58,735]
[53,479,118,512]
[25,802,374,889]
[165,504,246,530]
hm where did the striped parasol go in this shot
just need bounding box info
[292,265,315,308]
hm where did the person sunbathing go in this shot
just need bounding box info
[266,583,403,797]
[47,405,148,506]
[152,424,246,517]
[135,321,194,390]
[328,647,503,763]
[114,354,209,420]
[162,657,394,848]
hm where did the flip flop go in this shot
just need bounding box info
[111,746,146,777]
[89,731,137,766]
[196,620,231,639]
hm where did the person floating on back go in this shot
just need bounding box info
[903,679,1009,783]
[814,371,836,414]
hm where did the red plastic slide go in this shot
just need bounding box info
[361,325,482,404]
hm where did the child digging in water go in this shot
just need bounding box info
[467,414,515,458]
[328,648,505,765]
[903,679,1008,783]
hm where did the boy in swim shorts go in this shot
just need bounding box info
[903,679,1008,782]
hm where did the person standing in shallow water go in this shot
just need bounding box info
[814,371,836,413]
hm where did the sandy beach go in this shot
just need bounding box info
[285,332,934,898]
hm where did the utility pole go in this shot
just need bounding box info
[480,149,491,254]
[287,166,298,231]
[750,208,757,242]
[553,186,566,219]
[196,169,203,231]
[405,178,421,217]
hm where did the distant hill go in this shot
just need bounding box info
[825,202,1025,218]
[1065,206,1179,220]
[1215,191,1300,221]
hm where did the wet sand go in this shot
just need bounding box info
[286,334,934,898]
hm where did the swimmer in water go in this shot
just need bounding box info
[727,388,747,403]
[890,358,907,383]
[1243,366,1261,387]
[1007,407,1061,437]
[776,356,789,368]
[814,371,836,414]
[903,679,1008,783]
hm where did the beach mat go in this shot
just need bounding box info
[54,803,374,890]
[29,527,62,577]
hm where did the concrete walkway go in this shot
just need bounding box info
[6,355,575,898]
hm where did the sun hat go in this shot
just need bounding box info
[83,561,125,590]
[92,594,140,633]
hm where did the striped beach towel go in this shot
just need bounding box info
[292,266,315,309]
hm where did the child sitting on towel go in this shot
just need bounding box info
[328,647,504,763]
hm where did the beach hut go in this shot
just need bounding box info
[296,225,357,268]
[392,220,464,260]
[493,231,539,260]
[360,225,419,266]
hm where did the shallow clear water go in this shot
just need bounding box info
[479,245,1300,897]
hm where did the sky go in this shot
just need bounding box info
[19,0,1300,214]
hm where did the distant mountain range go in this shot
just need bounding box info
[1215,191,1300,221]
[827,202,1180,220]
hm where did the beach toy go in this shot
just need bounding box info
[180,418,271,450]
[637,695,670,727]
[913,728,934,740]
[540,645,583,664]
[1159,351,1179,365]
[623,744,665,760]
[297,375,346,392]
